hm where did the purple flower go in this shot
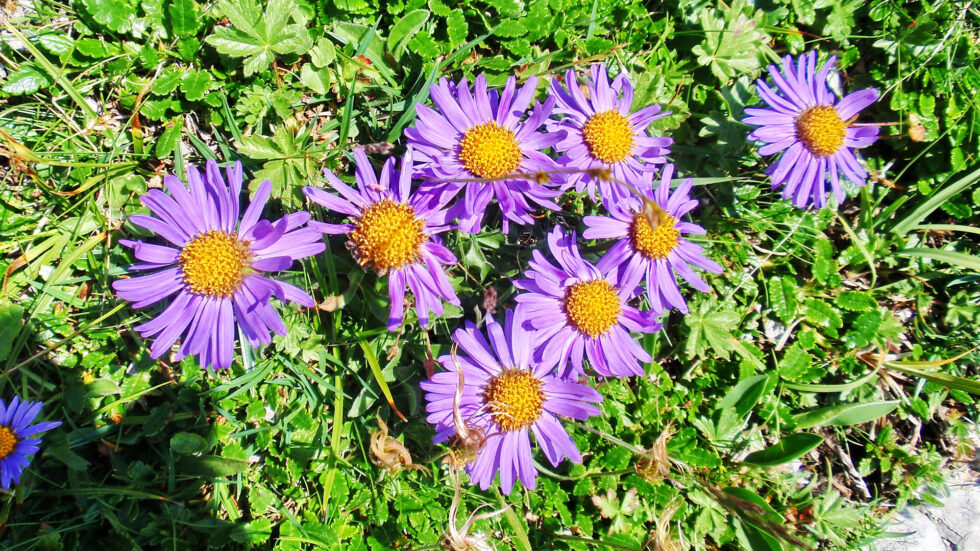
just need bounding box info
[743,51,880,209]
[405,74,564,234]
[113,160,324,370]
[584,164,723,315]
[302,147,459,331]
[420,309,602,494]
[0,396,61,489]
[548,62,672,206]
[513,227,661,379]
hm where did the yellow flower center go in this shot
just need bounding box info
[0,426,17,460]
[457,122,522,179]
[795,105,846,157]
[582,110,635,163]
[563,280,622,338]
[629,208,680,260]
[350,199,426,272]
[179,231,253,297]
[482,369,545,431]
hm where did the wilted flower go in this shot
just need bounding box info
[114,160,324,369]
[743,51,879,209]
[303,147,459,331]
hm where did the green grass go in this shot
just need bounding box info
[1,0,979,549]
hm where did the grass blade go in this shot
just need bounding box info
[897,248,980,272]
[892,164,980,235]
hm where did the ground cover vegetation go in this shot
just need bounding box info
[1,0,979,549]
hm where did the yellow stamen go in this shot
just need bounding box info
[630,209,679,260]
[458,122,522,179]
[563,280,622,338]
[582,110,635,163]
[0,426,17,460]
[795,105,846,157]
[482,370,544,431]
[179,231,253,297]
[350,199,426,272]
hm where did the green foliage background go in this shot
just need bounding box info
[1,0,979,549]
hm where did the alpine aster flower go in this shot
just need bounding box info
[113,160,324,370]
[584,164,722,315]
[303,147,459,331]
[0,396,61,489]
[548,62,672,205]
[743,51,880,209]
[405,74,564,233]
[514,227,661,379]
[420,309,602,494]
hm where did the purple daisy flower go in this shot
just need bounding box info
[420,308,602,494]
[743,50,880,209]
[302,147,459,331]
[548,62,672,205]
[0,396,61,489]
[584,164,723,315]
[513,227,661,379]
[113,160,325,370]
[404,74,564,234]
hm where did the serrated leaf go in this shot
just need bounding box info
[2,65,50,95]
[407,31,442,59]
[769,275,798,321]
[179,69,212,101]
[843,310,883,348]
[447,11,468,48]
[684,303,739,360]
[493,19,527,38]
[81,0,138,33]
[793,400,899,429]
[778,343,811,380]
[235,135,282,159]
[231,519,273,544]
[151,65,183,95]
[168,0,201,36]
[836,290,877,312]
[38,33,75,57]
[804,299,842,337]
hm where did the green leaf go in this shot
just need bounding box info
[179,69,212,101]
[793,400,899,429]
[778,343,811,380]
[235,135,282,159]
[80,0,138,33]
[897,248,980,272]
[718,374,769,418]
[387,9,429,59]
[684,302,739,360]
[0,302,25,362]
[151,65,183,95]
[300,63,331,94]
[804,299,842,337]
[743,433,824,466]
[171,432,208,454]
[38,33,75,57]
[309,38,336,67]
[231,519,273,545]
[168,0,202,36]
[843,310,882,348]
[768,275,798,322]
[155,119,183,158]
[447,10,469,48]
[177,455,250,477]
[836,291,877,312]
[2,65,50,95]
[205,0,311,76]
[893,164,980,235]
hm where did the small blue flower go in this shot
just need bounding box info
[0,396,61,489]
